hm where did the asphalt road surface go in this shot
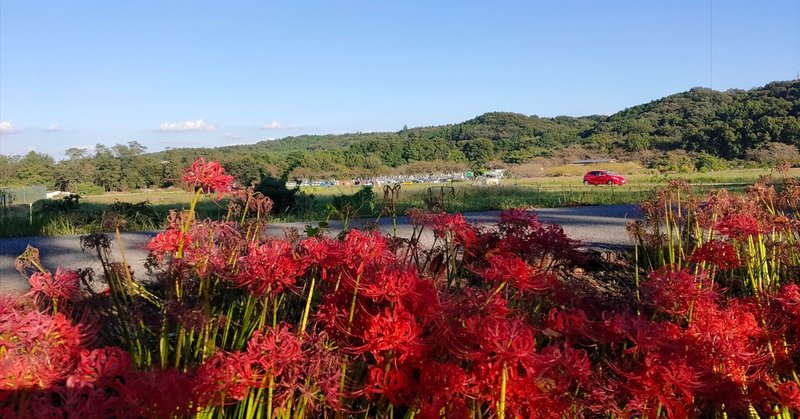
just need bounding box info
[0,204,642,294]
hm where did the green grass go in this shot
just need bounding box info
[2,168,797,237]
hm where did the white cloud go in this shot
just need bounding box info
[158,119,216,133]
[47,124,61,132]
[0,121,20,134]
[224,132,241,141]
[261,121,284,129]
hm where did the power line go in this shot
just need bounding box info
[709,0,713,89]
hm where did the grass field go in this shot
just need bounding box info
[2,168,797,237]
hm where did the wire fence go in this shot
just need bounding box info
[1,185,47,205]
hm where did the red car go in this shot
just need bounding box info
[583,170,626,186]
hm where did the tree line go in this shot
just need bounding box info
[1,80,799,191]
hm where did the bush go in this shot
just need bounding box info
[329,186,375,219]
[74,182,105,196]
[694,152,728,172]
[254,175,300,215]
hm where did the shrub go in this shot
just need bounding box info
[254,175,300,215]
[73,182,105,196]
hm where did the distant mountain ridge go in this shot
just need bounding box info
[178,79,799,162]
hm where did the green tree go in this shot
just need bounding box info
[92,144,123,191]
[14,151,55,186]
[460,138,495,169]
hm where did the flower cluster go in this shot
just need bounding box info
[5,159,798,417]
[182,156,234,195]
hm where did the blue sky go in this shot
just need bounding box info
[1,0,798,159]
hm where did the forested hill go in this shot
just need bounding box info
[159,79,799,172]
[590,80,800,158]
[197,79,800,162]
[2,80,799,191]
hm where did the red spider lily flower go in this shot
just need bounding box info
[687,299,767,387]
[365,363,417,406]
[613,353,700,418]
[479,253,553,294]
[641,267,719,316]
[546,308,597,343]
[359,306,426,364]
[690,240,741,270]
[495,208,583,267]
[429,213,478,249]
[194,351,254,406]
[147,228,191,261]
[715,214,761,239]
[406,208,439,227]
[418,361,469,397]
[774,381,800,412]
[246,323,303,378]
[66,346,132,389]
[468,316,537,373]
[182,157,234,195]
[0,309,84,389]
[60,361,195,418]
[340,229,392,276]
[235,240,306,298]
[296,236,343,281]
[415,362,471,418]
[27,267,80,303]
[773,283,800,319]
[357,266,418,302]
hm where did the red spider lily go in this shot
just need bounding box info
[689,239,742,270]
[773,283,800,320]
[479,253,553,294]
[180,220,241,276]
[494,209,583,267]
[234,240,306,298]
[148,228,192,261]
[774,381,800,412]
[194,351,254,406]
[228,188,274,218]
[340,229,392,277]
[66,346,132,389]
[428,212,479,249]
[546,308,597,343]
[612,353,700,418]
[358,306,426,364]
[296,236,343,281]
[414,362,471,418]
[467,316,537,374]
[687,298,768,389]
[357,265,418,302]
[715,214,762,239]
[365,362,417,406]
[406,208,438,227]
[289,331,344,413]
[60,363,196,418]
[27,267,80,303]
[246,323,303,378]
[641,267,719,317]
[182,157,234,195]
[0,309,84,389]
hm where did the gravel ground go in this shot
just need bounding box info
[0,204,642,294]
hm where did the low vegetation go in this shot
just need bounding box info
[3,158,798,417]
[2,167,796,238]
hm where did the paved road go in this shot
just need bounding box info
[0,204,642,294]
